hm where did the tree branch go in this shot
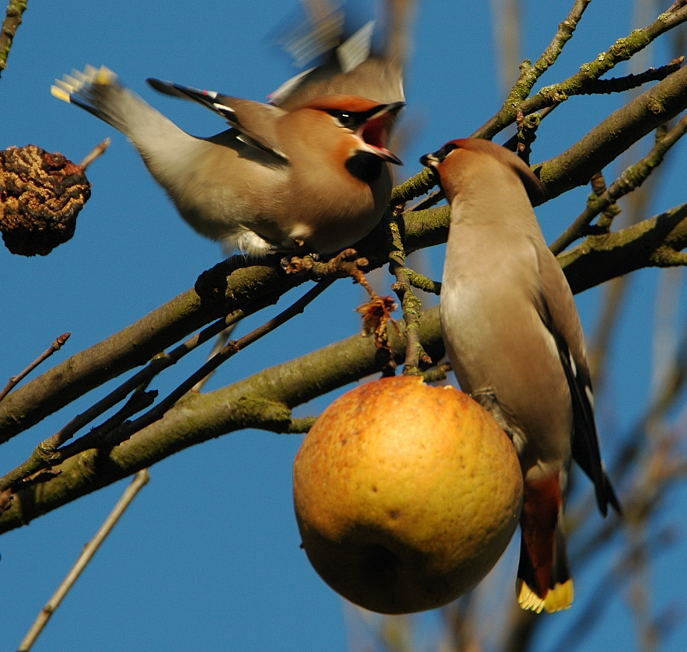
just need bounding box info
[17,469,149,652]
[6,193,687,530]
[0,332,70,403]
[492,0,591,118]
[550,112,687,253]
[578,57,684,95]
[0,0,28,77]
[0,309,444,533]
[3,115,686,446]
[3,1,687,529]
[392,56,687,217]
[476,2,687,139]
[536,64,687,198]
[0,258,300,443]
[561,203,687,293]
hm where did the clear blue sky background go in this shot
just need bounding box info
[2,1,686,650]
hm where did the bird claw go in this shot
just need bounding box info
[281,248,368,279]
[281,253,316,274]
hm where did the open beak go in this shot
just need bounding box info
[358,101,404,165]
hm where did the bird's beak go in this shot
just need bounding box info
[419,152,440,168]
[358,101,405,165]
[421,141,459,168]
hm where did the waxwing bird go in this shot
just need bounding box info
[51,67,403,256]
[420,138,620,614]
[50,1,412,256]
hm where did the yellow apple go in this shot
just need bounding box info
[293,375,523,614]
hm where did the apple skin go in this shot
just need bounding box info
[293,375,523,614]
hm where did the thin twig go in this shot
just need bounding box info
[579,56,684,94]
[99,280,334,447]
[17,469,150,652]
[588,171,622,234]
[0,388,155,495]
[502,105,559,153]
[0,333,70,403]
[387,210,430,375]
[517,0,591,98]
[190,321,240,393]
[79,138,110,170]
[0,0,28,77]
[281,247,369,279]
[476,0,592,137]
[407,188,445,212]
[405,268,441,295]
[0,314,241,493]
[48,312,242,448]
[476,1,687,139]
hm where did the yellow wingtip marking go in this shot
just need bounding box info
[517,579,574,614]
[50,86,72,103]
[95,65,116,85]
[62,73,81,89]
[51,65,117,101]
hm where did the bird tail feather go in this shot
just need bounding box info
[516,473,574,613]
[51,65,186,149]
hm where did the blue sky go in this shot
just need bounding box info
[2,1,686,650]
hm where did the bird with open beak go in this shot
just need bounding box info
[51,0,414,256]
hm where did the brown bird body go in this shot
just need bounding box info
[421,138,620,613]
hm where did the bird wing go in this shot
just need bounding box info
[532,241,621,515]
[147,78,289,162]
[271,21,379,107]
[270,0,411,109]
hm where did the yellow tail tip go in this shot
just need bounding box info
[517,578,574,613]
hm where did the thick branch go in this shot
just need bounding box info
[390,167,438,204]
[0,211,449,443]
[0,309,444,533]
[398,64,687,213]
[562,203,687,293]
[550,112,687,253]
[2,195,687,530]
[0,259,301,443]
[2,55,686,454]
[536,65,687,198]
[3,168,685,447]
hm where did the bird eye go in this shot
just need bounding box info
[328,110,357,129]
